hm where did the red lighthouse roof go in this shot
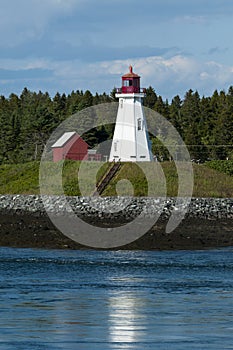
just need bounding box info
[122,65,140,78]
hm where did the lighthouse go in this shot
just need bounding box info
[109,66,153,162]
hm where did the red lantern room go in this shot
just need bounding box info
[120,65,142,94]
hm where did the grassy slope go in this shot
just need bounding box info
[0,162,40,194]
[0,160,232,197]
[102,162,233,198]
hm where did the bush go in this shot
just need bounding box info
[204,160,233,176]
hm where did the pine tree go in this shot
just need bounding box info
[144,86,157,109]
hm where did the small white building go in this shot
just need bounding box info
[109,66,153,162]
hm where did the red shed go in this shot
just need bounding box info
[52,131,88,162]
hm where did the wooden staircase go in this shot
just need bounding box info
[93,161,121,196]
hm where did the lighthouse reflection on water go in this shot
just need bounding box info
[108,290,146,345]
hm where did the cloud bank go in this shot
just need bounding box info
[0,0,232,99]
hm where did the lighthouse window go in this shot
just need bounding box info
[137,118,142,130]
[114,142,117,152]
[123,80,133,87]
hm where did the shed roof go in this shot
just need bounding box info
[51,131,77,148]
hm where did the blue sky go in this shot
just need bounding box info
[1,0,233,100]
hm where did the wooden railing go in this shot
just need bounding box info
[116,87,146,94]
[93,161,121,196]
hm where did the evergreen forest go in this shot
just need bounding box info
[0,86,232,164]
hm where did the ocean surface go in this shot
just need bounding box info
[0,247,233,349]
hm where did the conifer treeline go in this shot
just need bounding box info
[0,86,232,164]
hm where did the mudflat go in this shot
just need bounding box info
[0,211,232,250]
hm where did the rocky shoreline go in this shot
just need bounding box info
[0,195,232,250]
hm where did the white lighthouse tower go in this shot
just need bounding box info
[109,66,153,162]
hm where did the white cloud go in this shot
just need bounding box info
[84,55,233,98]
[1,54,233,99]
[199,61,233,85]
[87,55,200,89]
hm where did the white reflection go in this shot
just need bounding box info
[108,292,145,345]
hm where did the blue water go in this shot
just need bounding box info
[0,247,233,349]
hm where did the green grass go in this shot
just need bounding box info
[0,160,232,197]
[192,163,233,198]
[102,162,233,197]
[39,160,111,196]
[0,162,40,194]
